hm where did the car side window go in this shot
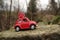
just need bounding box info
[23,19,27,22]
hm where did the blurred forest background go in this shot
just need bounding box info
[0,0,60,31]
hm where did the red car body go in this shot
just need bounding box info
[14,12,37,31]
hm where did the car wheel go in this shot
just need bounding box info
[30,25,35,30]
[15,27,20,32]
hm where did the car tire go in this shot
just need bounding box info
[30,25,36,30]
[15,27,20,32]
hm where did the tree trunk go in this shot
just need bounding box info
[6,0,12,30]
[0,12,2,31]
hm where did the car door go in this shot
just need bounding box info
[21,18,29,29]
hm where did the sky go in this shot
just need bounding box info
[4,0,30,12]
[37,0,49,10]
[4,0,58,12]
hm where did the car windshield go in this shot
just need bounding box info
[25,17,30,21]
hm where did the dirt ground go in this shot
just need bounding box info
[0,24,60,40]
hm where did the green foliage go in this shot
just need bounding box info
[49,0,58,15]
[28,0,37,13]
[26,13,31,20]
[52,16,60,24]
[27,0,37,20]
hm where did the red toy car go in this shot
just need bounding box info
[14,12,37,32]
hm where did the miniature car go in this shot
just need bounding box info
[14,12,37,32]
